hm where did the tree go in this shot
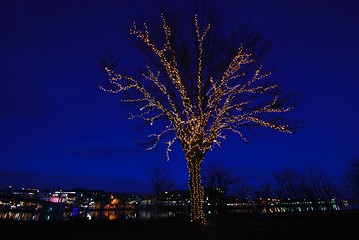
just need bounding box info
[145,162,175,213]
[232,177,253,202]
[343,156,359,199]
[272,167,301,200]
[201,159,236,212]
[301,166,339,200]
[99,4,296,225]
[202,160,236,195]
[256,181,273,200]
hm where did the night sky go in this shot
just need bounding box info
[1,0,358,195]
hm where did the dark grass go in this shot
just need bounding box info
[2,210,358,239]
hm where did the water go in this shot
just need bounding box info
[0,209,186,222]
[1,201,357,222]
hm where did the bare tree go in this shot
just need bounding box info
[145,162,175,216]
[202,160,236,195]
[256,181,273,200]
[201,160,236,211]
[99,3,297,224]
[232,176,253,202]
[301,166,339,200]
[343,156,359,199]
[273,167,301,200]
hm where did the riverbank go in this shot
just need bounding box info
[2,210,358,239]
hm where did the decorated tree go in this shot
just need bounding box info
[99,7,296,225]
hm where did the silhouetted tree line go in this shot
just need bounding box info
[146,156,359,207]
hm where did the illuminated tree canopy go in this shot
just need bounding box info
[99,8,297,225]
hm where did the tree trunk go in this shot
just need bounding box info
[187,159,206,225]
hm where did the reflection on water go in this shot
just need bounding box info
[85,209,185,221]
[1,201,358,222]
[87,209,136,221]
[0,211,40,221]
[0,209,186,222]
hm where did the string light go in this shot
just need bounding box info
[99,13,294,225]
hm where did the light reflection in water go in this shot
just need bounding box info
[0,211,40,221]
[0,201,357,222]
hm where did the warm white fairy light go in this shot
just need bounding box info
[99,13,294,225]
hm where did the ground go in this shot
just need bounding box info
[2,210,358,239]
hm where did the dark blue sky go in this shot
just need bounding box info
[1,0,358,194]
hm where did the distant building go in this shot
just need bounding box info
[47,190,82,205]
